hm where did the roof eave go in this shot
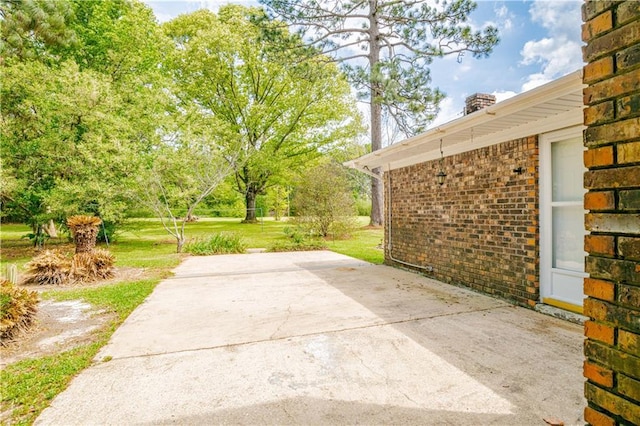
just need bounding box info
[345,69,585,173]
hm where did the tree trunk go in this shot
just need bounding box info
[176,236,184,253]
[368,0,384,226]
[243,189,258,223]
[43,219,58,238]
[73,226,99,253]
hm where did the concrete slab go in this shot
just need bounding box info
[36,251,585,425]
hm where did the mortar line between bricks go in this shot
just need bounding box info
[98,305,506,363]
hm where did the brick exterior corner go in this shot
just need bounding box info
[582,1,640,424]
[385,137,539,307]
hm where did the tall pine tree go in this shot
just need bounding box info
[261,0,499,225]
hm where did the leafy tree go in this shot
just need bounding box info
[1,0,168,242]
[59,0,170,161]
[135,114,240,253]
[261,0,500,225]
[292,162,357,238]
[265,185,290,221]
[0,60,135,244]
[162,6,362,223]
[0,0,76,60]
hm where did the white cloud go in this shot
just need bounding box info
[492,90,517,103]
[520,0,583,92]
[430,97,464,127]
[529,0,582,33]
[521,73,551,92]
[493,3,513,32]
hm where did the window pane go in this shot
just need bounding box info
[553,205,585,272]
[552,137,584,202]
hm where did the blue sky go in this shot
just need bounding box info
[143,0,584,128]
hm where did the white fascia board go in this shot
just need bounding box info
[387,108,584,170]
[344,69,585,172]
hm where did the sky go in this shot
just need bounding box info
[143,0,584,129]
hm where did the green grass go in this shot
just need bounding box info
[326,225,385,264]
[44,279,160,321]
[0,216,382,425]
[0,279,160,425]
[1,344,102,426]
[1,217,383,272]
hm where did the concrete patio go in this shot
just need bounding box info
[36,251,585,425]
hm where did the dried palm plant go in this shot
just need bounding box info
[22,250,71,286]
[1,279,39,345]
[70,249,115,282]
[67,215,102,253]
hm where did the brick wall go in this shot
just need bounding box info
[582,1,640,425]
[385,136,539,307]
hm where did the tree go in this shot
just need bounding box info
[0,0,169,241]
[261,0,500,225]
[135,116,240,253]
[162,6,362,223]
[0,0,76,61]
[293,162,357,238]
[0,60,135,244]
[265,185,290,220]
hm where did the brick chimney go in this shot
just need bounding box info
[464,93,496,115]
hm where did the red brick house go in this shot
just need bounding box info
[346,70,587,314]
[350,2,640,422]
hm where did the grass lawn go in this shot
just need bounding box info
[0,216,383,425]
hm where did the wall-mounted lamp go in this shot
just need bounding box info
[513,166,524,174]
[437,138,447,186]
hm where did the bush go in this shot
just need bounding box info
[292,163,358,239]
[22,250,71,286]
[267,240,327,252]
[267,226,327,252]
[97,220,118,243]
[70,249,115,282]
[22,249,115,285]
[184,233,247,255]
[0,279,39,345]
[283,226,307,243]
[355,197,372,217]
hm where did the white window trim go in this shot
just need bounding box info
[539,125,587,305]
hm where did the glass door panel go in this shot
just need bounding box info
[541,131,586,312]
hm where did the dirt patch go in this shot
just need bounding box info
[1,267,153,366]
[21,266,153,291]
[0,300,113,366]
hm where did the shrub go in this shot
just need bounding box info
[184,233,246,255]
[267,226,327,252]
[355,197,372,217]
[96,220,117,243]
[70,249,115,282]
[22,250,71,286]
[283,226,307,243]
[292,163,358,238]
[267,240,327,252]
[22,249,116,285]
[0,279,39,345]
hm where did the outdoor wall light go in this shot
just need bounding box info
[513,166,524,174]
[437,138,447,186]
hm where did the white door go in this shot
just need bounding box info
[540,128,587,313]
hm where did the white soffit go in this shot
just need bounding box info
[345,70,585,174]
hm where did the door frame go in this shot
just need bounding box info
[539,125,587,313]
